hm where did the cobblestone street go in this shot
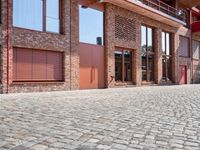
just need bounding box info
[1,85,200,150]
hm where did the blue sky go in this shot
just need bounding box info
[79,6,104,45]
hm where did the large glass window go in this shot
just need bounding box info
[162,31,172,81]
[79,5,104,45]
[115,48,132,82]
[13,0,60,33]
[141,25,154,82]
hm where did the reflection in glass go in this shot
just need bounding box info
[162,32,166,54]
[148,28,153,52]
[142,53,147,81]
[141,26,147,53]
[141,25,154,81]
[149,55,154,81]
[46,0,60,33]
[124,50,132,81]
[115,50,122,81]
[13,0,43,31]
[167,57,172,80]
[166,33,170,55]
[162,57,166,79]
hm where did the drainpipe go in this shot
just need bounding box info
[69,0,72,90]
[6,0,10,93]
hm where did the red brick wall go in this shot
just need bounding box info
[0,0,79,93]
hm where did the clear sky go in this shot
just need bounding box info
[79,5,104,45]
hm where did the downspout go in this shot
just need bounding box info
[69,0,72,90]
[190,9,193,84]
[6,0,10,93]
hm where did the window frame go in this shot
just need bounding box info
[141,25,155,82]
[115,47,133,83]
[13,0,62,34]
[162,31,172,81]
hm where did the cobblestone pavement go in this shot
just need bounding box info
[1,85,200,150]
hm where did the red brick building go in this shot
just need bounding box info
[0,0,200,93]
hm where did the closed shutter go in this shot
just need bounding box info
[32,50,47,80]
[47,51,63,81]
[13,48,63,82]
[13,48,32,81]
[179,36,189,57]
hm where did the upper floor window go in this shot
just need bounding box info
[179,36,190,57]
[79,5,104,45]
[13,0,60,33]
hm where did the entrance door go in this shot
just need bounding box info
[179,65,187,84]
[80,43,104,89]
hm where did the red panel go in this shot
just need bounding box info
[192,21,200,33]
[47,51,63,81]
[32,50,47,80]
[179,65,187,84]
[80,43,104,89]
[15,48,32,81]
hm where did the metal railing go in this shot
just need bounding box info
[137,0,187,23]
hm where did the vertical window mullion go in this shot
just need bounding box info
[122,49,125,82]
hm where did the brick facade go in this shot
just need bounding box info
[0,0,199,93]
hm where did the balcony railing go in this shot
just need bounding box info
[137,0,187,23]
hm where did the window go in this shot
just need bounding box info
[179,36,190,57]
[141,25,154,81]
[13,0,60,33]
[79,5,104,45]
[162,31,172,81]
[13,48,63,82]
[192,40,200,60]
[115,48,132,82]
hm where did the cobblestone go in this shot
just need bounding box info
[1,85,200,149]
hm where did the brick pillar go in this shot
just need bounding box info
[1,0,12,93]
[70,0,79,90]
[154,29,162,84]
[134,23,142,86]
[104,4,115,88]
[173,32,179,84]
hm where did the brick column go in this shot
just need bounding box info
[104,3,115,88]
[173,32,179,84]
[70,0,79,90]
[154,29,162,84]
[1,0,12,93]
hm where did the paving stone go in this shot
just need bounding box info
[1,85,200,149]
